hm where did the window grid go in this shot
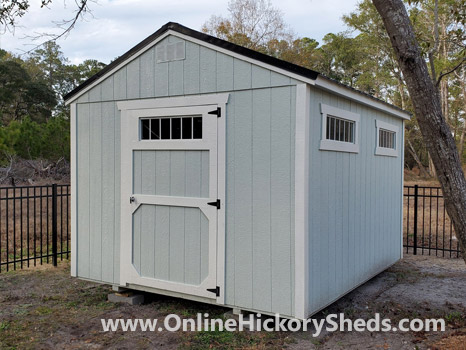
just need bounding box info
[326,115,355,143]
[140,116,202,140]
[379,128,395,149]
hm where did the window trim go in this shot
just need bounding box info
[375,120,399,157]
[139,115,203,141]
[319,103,360,153]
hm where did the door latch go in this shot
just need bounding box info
[129,196,135,203]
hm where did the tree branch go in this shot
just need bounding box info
[435,57,466,87]
[18,0,94,55]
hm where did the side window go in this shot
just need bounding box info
[375,120,399,157]
[320,103,360,153]
[140,116,202,140]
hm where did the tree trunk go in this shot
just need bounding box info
[459,68,466,160]
[460,123,466,161]
[428,153,436,178]
[372,0,466,264]
[407,139,430,178]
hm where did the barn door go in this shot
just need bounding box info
[120,104,221,300]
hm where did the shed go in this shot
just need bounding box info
[64,22,410,319]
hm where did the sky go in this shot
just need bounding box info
[0,0,360,65]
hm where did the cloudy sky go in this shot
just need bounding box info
[0,0,360,64]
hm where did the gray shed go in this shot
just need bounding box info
[64,22,410,319]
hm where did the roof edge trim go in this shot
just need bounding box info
[315,76,411,120]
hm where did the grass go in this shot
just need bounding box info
[0,262,290,349]
[181,327,287,350]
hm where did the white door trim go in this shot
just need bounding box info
[118,94,228,304]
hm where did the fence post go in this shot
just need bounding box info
[52,184,58,267]
[413,184,418,255]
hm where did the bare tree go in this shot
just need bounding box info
[202,0,292,50]
[0,0,93,53]
[372,0,466,263]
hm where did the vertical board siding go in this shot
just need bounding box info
[133,150,209,198]
[101,102,115,282]
[183,42,200,95]
[233,59,252,90]
[216,53,234,92]
[233,90,253,309]
[251,88,272,312]
[270,87,292,315]
[225,86,295,316]
[74,34,298,314]
[307,87,403,315]
[200,46,217,93]
[140,48,155,98]
[127,59,140,99]
[89,103,102,281]
[132,204,208,284]
[113,68,127,100]
[80,35,297,104]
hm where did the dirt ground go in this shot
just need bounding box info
[0,254,465,350]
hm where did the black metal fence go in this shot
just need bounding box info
[0,183,461,273]
[404,185,461,258]
[0,184,70,272]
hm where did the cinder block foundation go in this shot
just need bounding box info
[108,292,144,305]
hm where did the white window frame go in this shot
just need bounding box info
[375,119,399,157]
[319,103,360,153]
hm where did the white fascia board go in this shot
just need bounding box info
[65,29,315,105]
[315,76,411,120]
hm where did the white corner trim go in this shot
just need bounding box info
[319,103,360,154]
[117,93,230,111]
[375,119,399,157]
[315,76,411,120]
[400,121,405,260]
[294,84,310,319]
[70,103,77,277]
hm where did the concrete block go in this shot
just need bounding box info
[108,292,144,305]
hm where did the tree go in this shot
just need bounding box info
[202,0,293,51]
[0,0,93,52]
[372,0,466,263]
[344,0,465,174]
[0,58,56,124]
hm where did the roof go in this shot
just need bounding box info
[64,22,410,119]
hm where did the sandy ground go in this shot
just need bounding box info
[0,254,464,349]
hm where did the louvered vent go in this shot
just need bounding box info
[156,41,186,63]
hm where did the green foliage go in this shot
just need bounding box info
[0,41,104,163]
[0,54,56,125]
[0,116,70,163]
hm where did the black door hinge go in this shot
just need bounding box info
[207,199,221,209]
[207,286,220,297]
[208,107,221,118]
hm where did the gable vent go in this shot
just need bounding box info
[156,41,185,63]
